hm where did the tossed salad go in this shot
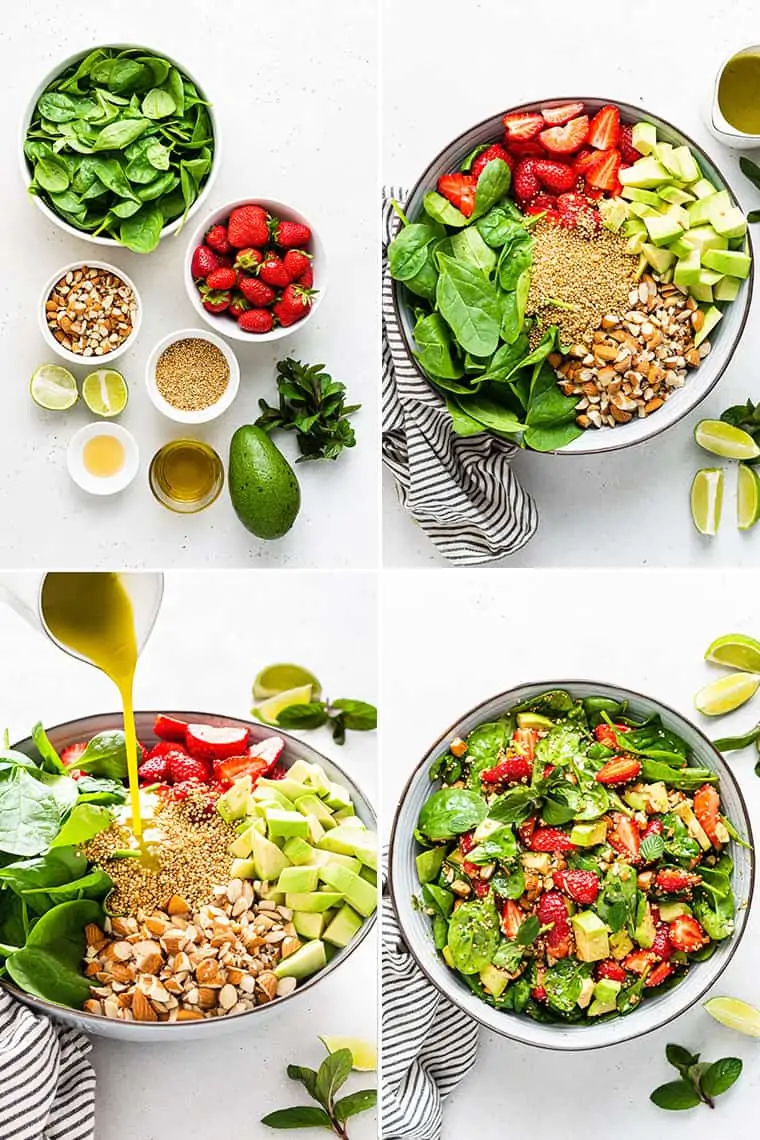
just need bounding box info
[415,689,739,1024]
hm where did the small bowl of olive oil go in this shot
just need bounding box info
[67,423,139,496]
[709,46,760,147]
[148,439,224,514]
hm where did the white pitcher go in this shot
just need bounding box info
[0,572,164,665]
[706,46,760,150]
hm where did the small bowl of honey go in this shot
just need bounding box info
[67,422,139,496]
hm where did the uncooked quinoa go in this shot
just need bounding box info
[155,338,230,411]
[527,221,639,346]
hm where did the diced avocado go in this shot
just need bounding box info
[305,814,325,844]
[689,282,714,304]
[318,824,367,857]
[295,794,336,828]
[274,939,327,980]
[669,237,693,259]
[442,945,455,969]
[250,786,294,812]
[570,820,607,847]
[522,851,552,874]
[674,250,702,288]
[319,864,378,917]
[642,243,676,274]
[416,846,447,884]
[293,910,327,940]
[623,790,648,811]
[338,816,366,830]
[702,248,751,279]
[659,901,693,921]
[284,836,317,866]
[695,305,723,347]
[259,883,285,903]
[626,232,647,255]
[324,905,364,949]
[229,826,257,859]
[359,865,377,886]
[621,186,661,206]
[673,145,701,184]
[577,975,596,1009]
[627,200,657,219]
[632,122,657,156]
[230,857,257,879]
[709,202,748,240]
[266,808,311,839]
[516,712,555,729]
[251,829,291,882]
[286,891,344,912]
[692,177,717,199]
[619,157,669,189]
[472,818,502,843]
[571,911,610,962]
[634,901,656,949]
[673,801,712,851]
[346,830,378,871]
[479,963,511,998]
[634,253,648,280]
[609,930,634,960]
[257,777,312,803]
[714,275,742,301]
[277,865,320,894]
[687,191,728,228]
[599,197,628,232]
[624,217,647,238]
[654,142,681,179]
[324,782,353,811]
[658,185,695,206]
[664,204,691,231]
[217,776,253,823]
[287,759,315,784]
[681,226,728,258]
[588,978,622,1017]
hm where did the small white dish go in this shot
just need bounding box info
[145,327,240,424]
[184,197,327,342]
[39,260,142,367]
[706,46,760,150]
[67,422,139,496]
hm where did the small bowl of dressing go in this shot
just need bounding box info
[67,422,139,496]
[708,47,760,148]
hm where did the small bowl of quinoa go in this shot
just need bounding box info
[39,261,142,366]
[145,328,240,424]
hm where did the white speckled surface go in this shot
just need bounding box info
[383,0,760,568]
[0,0,378,568]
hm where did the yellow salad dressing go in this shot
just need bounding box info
[41,572,142,837]
[718,53,760,135]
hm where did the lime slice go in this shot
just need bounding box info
[694,672,760,716]
[705,633,760,674]
[81,369,129,417]
[252,684,314,726]
[704,996,760,1037]
[738,464,760,530]
[30,364,78,411]
[694,419,760,460]
[690,468,723,536]
[253,663,322,701]
[319,1036,377,1071]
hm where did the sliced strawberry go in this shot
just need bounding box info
[646,962,675,988]
[506,138,546,157]
[512,727,539,758]
[556,192,599,231]
[655,868,702,894]
[640,818,664,843]
[530,193,558,211]
[185,723,250,762]
[539,115,589,155]
[215,756,270,786]
[501,899,524,939]
[608,813,640,863]
[471,144,513,181]
[541,101,585,126]
[537,890,572,957]
[61,742,88,768]
[586,148,621,193]
[651,922,674,961]
[593,722,630,747]
[481,755,532,784]
[573,148,601,176]
[595,756,642,785]
[437,172,476,217]
[154,714,188,742]
[554,868,600,904]
[668,915,709,953]
[530,828,575,852]
[531,985,548,1002]
[503,111,544,141]
[588,104,621,150]
[623,949,657,975]
[596,959,627,983]
[694,784,723,848]
[618,123,641,164]
[526,205,560,224]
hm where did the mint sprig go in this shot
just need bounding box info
[261,1044,377,1137]
[274,698,377,745]
[651,1043,742,1110]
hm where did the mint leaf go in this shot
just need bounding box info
[516,914,540,946]
[261,1106,333,1129]
[665,1043,700,1076]
[334,1089,377,1123]
[331,700,377,732]
[276,703,329,730]
[640,833,665,862]
[700,1057,743,1099]
[650,1081,702,1111]
[315,1049,353,1110]
[286,1065,319,1100]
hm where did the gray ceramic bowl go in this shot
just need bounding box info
[389,680,754,1051]
[6,711,376,1041]
[392,98,754,455]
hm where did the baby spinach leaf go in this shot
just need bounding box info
[472,158,511,219]
[453,394,525,434]
[5,898,101,1007]
[475,203,526,249]
[492,939,524,972]
[34,154,70,193]
[31,724,66,775]
[388,222,439,281]
[460,143,489,173]
[119,201,164,252]
[467,825,517,864]
[142,88,176,119]
[423,191,469,228]
[417,788,487,840]
[137,172,179,202]
[49,804,111,849]
[74,775,127,805]
[447,899,499,973]
[0,768,64,857]
[497,230,533,291]
[451,226,497,275]
[465,721,512,787]
[38,92,81,123]
[543,959,591,1013]
[75,731,129,779]
[91,117,150,151]
[492,866,525,900]
[413,312,464,380]
[448,397,487,437]
[436,254,502,357]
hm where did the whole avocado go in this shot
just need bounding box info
[228,425,301,539]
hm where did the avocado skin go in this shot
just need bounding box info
[228,425,301,539]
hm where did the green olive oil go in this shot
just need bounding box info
[718,53,760,134]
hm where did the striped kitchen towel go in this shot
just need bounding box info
[381,877,479,1139]
[382,188,539,565]
[0,991,95,1140]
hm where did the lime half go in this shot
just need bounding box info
[30,364,78,411]
[82,369,128,417]
[694,672,760,716]
[706,633,760,674]
[738,464,760,530]
[253,663,322,701]
[319,1036,377,1071]
[704,996,760,1037]
[694,420,760,460]
[252,684,314,726]
[690,468,723,536]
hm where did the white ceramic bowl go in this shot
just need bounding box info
[67,422,139,496]
[389,679,754,1052]
[393,97,754,456]
[6,711,377,1041]
[145,327,240,424]
[184,197,326,342]
[39,260,142,366]
[20,44,219,248]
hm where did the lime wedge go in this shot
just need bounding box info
[695,419,760,460]
[705,633,760,674]
[695,672,760,716]
[30,364,78,411]
[319,1036,377,1071]
[253,663,322,701]
[738,464,760,530]
[252,684,314,726]
[704,996,760,1037]
[82,369,128,417]
[691,468,723,536]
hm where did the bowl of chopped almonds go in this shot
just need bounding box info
[39,261,142,365]
[145,328,240,424]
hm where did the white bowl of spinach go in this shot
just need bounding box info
[389,681,754,1050]
[21,46,218,254]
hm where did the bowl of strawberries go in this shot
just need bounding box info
[185,198,325,341]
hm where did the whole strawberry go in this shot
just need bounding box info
[239,309,274,334]
[537,890,572,957]
[146,740,188,762]
[190,245,220,279]
[206,266,237,291]
[283,249,313,282]
[513,158,540,202]
[205,224,232,254]
[239,275,276,307]
[138,755,169,784]
[554,868,600,904]
[259,254,291,289]
[229,294,251,318]
[167,752,211,784]
[298,264,314,288]
[234,247,264,272]
[273,283,315,327]
[228,204,269,249]
[272,219,312,248]
[198,284,231,314]
[471,143,514,180]
[533,159,576,194]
